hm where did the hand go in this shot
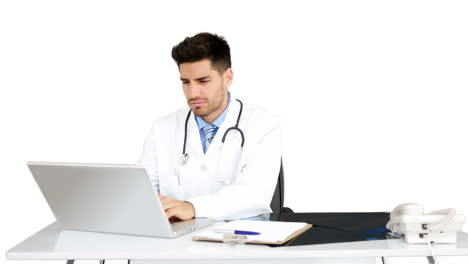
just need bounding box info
[160,195,195,221]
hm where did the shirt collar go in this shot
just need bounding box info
[195,93,231,129]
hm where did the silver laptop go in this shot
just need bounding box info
[27,161,214,238]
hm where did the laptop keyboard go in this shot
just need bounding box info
[170,218,214,233]
[170,219,197,229]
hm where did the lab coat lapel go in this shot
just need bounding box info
[186,110,205,159]
[204,95,240,157]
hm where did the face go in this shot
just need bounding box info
[179,59,233,123]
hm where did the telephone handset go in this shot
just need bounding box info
[386,203,465,243]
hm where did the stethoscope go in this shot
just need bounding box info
[178,99,245,166]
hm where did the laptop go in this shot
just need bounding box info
[27,161,214,238]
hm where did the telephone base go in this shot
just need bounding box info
[405,231,458,244]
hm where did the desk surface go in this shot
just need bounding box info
[7,222,468,260]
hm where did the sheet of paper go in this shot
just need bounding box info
[194,220,307,243]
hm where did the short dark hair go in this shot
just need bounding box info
[171,32,231,73]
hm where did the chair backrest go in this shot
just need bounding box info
[269,159,284,214]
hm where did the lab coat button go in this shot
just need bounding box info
[220,180,231,185]
[200,164,208,171]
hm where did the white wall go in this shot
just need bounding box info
[1,1,467,263]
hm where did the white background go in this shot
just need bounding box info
[1,1,467,263]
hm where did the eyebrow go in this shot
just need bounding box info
[180,76,211,82]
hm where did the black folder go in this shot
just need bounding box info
[271,212,392,246]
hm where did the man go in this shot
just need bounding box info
[138,32,282,221]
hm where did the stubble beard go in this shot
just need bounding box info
[192,93,225,119]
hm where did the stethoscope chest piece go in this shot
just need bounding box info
[179,153,189,166]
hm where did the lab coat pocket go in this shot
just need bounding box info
[159,167,185,200]
[216,144,242,187]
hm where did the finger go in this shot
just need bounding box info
[165,208,177,220]
[161,199,170,210]
[160,195,171,204]
[161,198,176,211]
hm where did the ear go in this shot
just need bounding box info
[223,68,233,87]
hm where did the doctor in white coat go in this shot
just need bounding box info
[138,33,282,221]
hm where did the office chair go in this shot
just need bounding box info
[270,158,293,215]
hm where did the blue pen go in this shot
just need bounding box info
[214,229,261,235]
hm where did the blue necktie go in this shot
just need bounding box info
[202,124,217,153]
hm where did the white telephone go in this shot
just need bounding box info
[386,203,465,243]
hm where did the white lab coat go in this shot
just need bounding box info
[137,94,282,220]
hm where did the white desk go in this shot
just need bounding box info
[7,222,468,264]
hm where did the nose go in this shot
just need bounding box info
[186,84,201,99]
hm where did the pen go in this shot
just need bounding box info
[214,229,261,235]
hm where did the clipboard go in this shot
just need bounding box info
[193,223,312,245]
